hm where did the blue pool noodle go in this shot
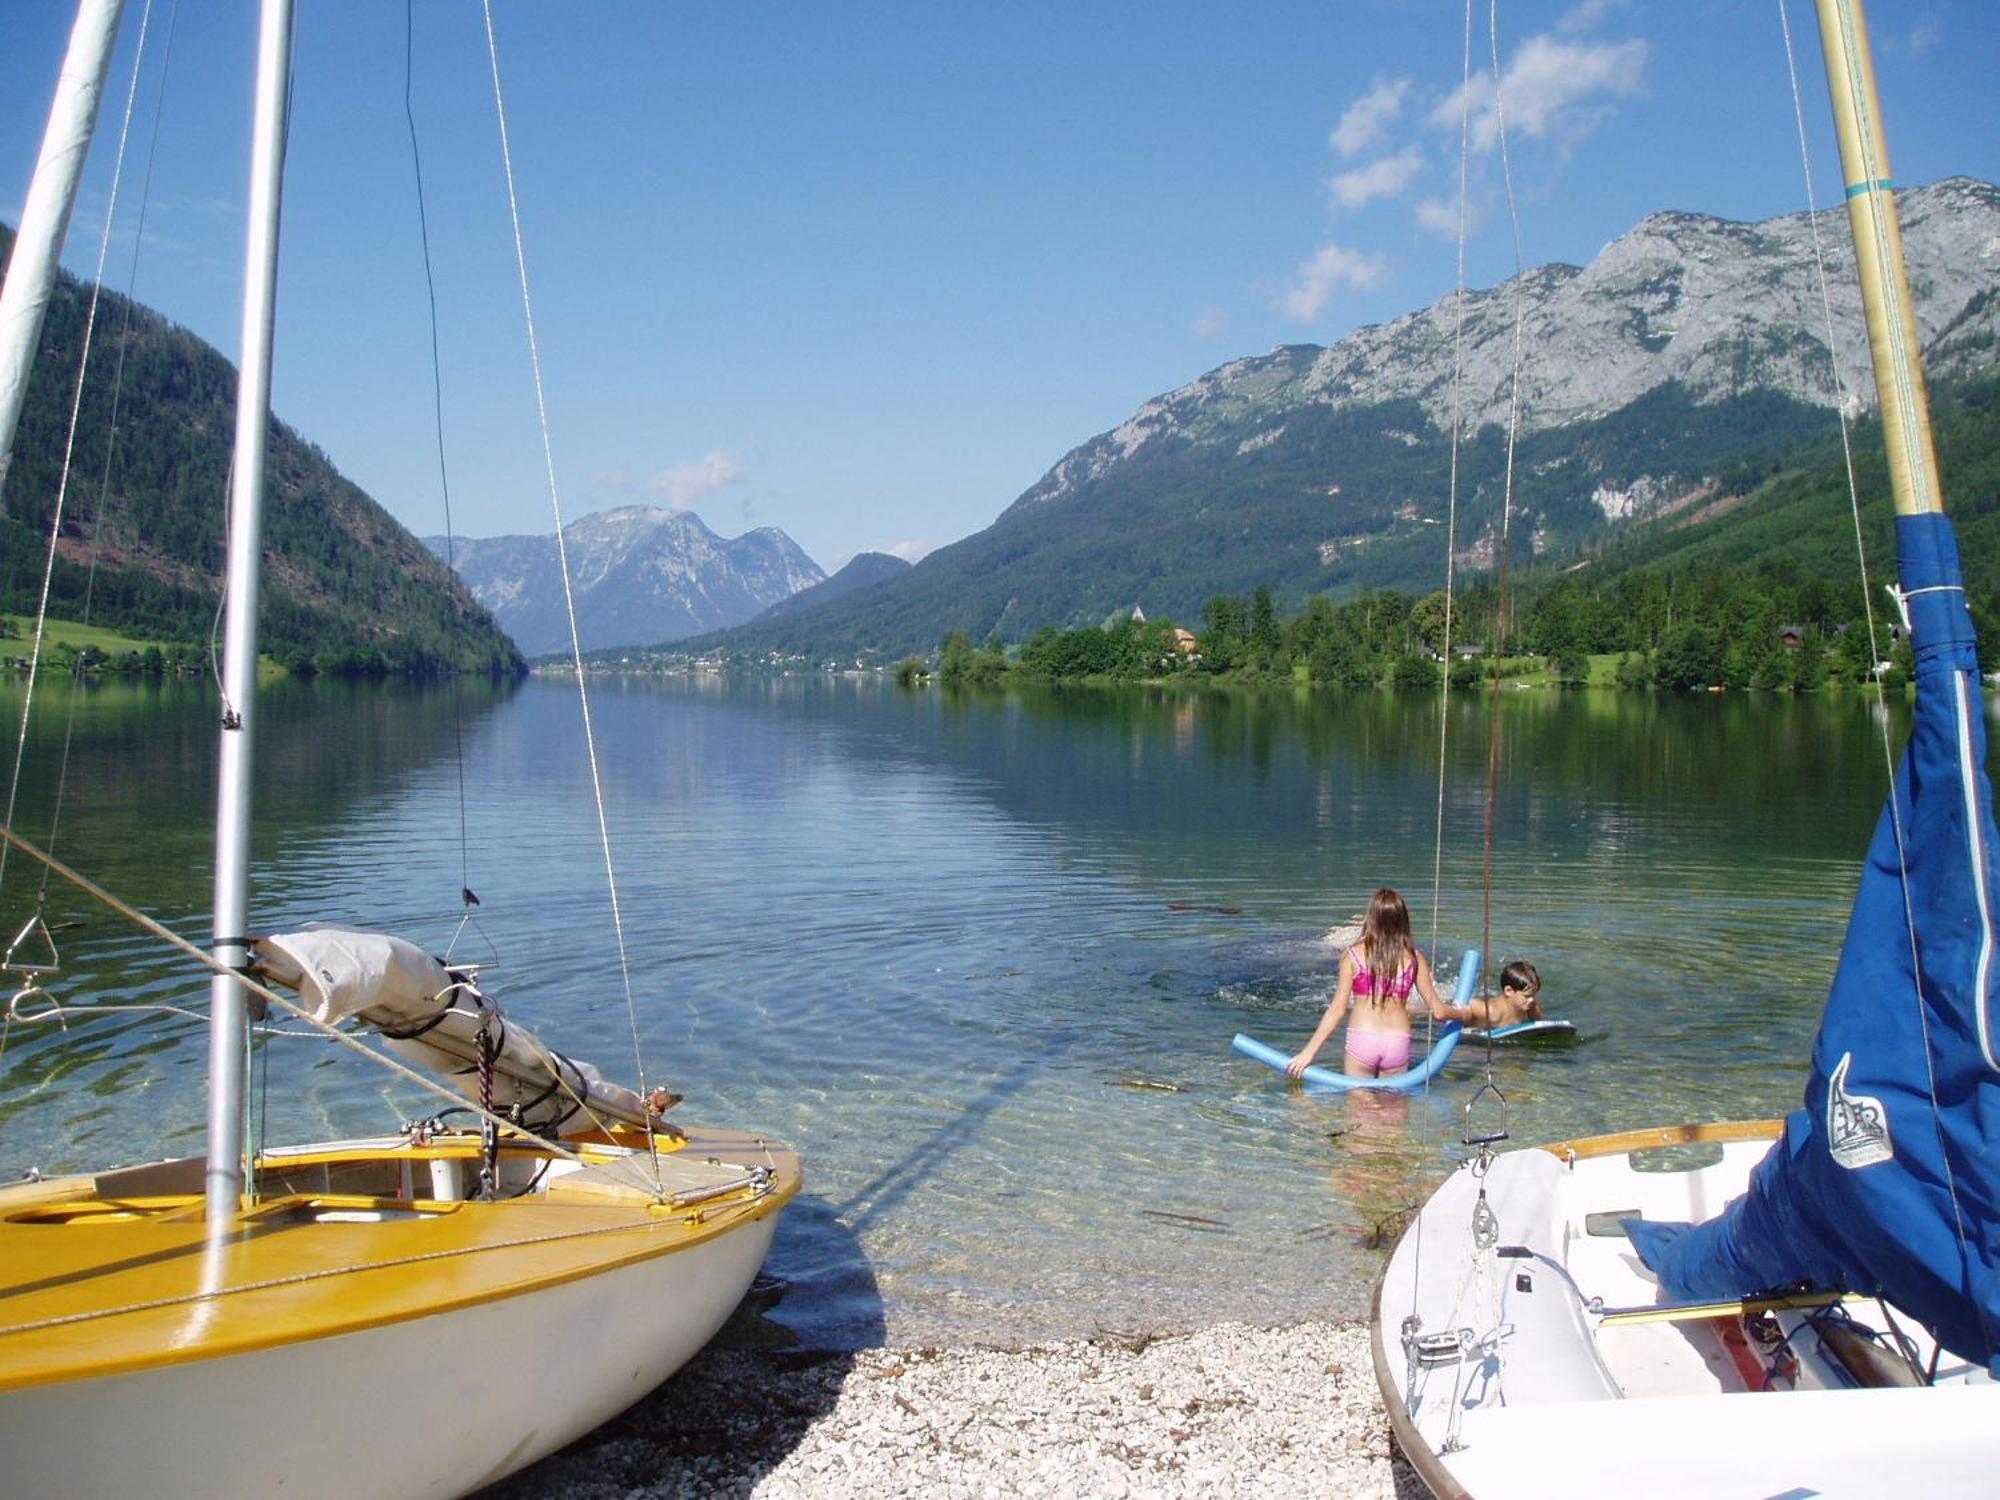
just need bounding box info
[1232,946,1480,1093]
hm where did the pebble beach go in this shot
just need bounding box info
[487,1320,1421,1498]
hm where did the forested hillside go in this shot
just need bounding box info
[693,180,1999,664]
[0,223,522,677]
[929,374,2000,695]
[689,385,1848,663]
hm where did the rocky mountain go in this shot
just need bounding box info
[433,507,824,656]
[707,178,2000,660]
[1022,178,2000,513]
[0,224,522,676]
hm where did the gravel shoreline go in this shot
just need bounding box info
[486,1320,1423,1498]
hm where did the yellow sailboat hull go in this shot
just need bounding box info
[0,1124,800,1497]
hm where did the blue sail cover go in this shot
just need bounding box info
[1629,514,2000,1372]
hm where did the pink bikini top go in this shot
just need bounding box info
[1348,944,1416,999]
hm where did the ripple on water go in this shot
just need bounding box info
[0,677,1906,1347]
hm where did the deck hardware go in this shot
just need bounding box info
[1462,1078,1509,1148]
[1467,1147,1500,1249]
[1471,1189,1498,1249]
[1583,1209,1641,1237]
[4,905,60,976]
[1402,1317,1476,1369]
[1499,1245,1604,1313]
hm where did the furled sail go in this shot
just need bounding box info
[1629,513,2000,1373]
[255,927,653,1136]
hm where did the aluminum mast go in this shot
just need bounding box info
[204,0,294,1225]
[0,0,127,501]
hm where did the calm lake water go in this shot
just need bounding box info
[0,672,1930,1347]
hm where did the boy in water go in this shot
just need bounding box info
[1449,959,1543,1029]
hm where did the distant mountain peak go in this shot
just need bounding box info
[432,507,824,655]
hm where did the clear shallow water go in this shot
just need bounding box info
[0,674,1925,1347]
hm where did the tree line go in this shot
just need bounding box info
[908,552,1989,693]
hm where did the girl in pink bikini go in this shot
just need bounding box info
[1285,888,1455,1079]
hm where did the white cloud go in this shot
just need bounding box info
[886,539,932,564]
[1281,243,1388,322]
[1330,146,1426,209]
[1332,77,1411,159]
[1415,196,1461,236]
[1556,0,1627,35]
[1431,35,1647,152]
[1192,308,1228,338]
[1415,193,1491,240]
[644,449,744,510]
[1909,12,1943,58]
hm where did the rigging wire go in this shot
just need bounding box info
[0,0,159,909]
[40,0,182,918]
[401,0,478,938]
[1407,0,1481,1351]
[1475,0,1532,1089]
[1775,0,1979,1319]
[478,0,661,1186]
[0,817,597,1167]
[1426,0,1475,971]
[1407,0,1534,1383]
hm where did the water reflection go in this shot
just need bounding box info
[0,673,1926,1345]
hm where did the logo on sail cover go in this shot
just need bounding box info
[1827,1053,1892,1169]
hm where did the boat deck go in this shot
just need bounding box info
[1374,1127,1994,1498]
[0,1123,798,1389]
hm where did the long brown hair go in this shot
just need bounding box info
[1359,888,1415,1001]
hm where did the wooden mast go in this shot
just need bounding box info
[1813,0,1944,520]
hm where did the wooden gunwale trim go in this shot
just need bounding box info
[1537,1119,1784,1161]
[1368,1273,1472,1500]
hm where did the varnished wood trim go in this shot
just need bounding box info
[1537,1119,1784,1162]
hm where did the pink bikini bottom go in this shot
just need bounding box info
[1344,1028,1413,1075]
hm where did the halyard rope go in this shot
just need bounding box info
[401,0,477,929]
[479,1,662,1189]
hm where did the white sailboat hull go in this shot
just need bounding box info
[1372,1126,1997,1499]
[1428,1381,1997,1499]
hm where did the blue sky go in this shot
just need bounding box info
[5,1,1996,573]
